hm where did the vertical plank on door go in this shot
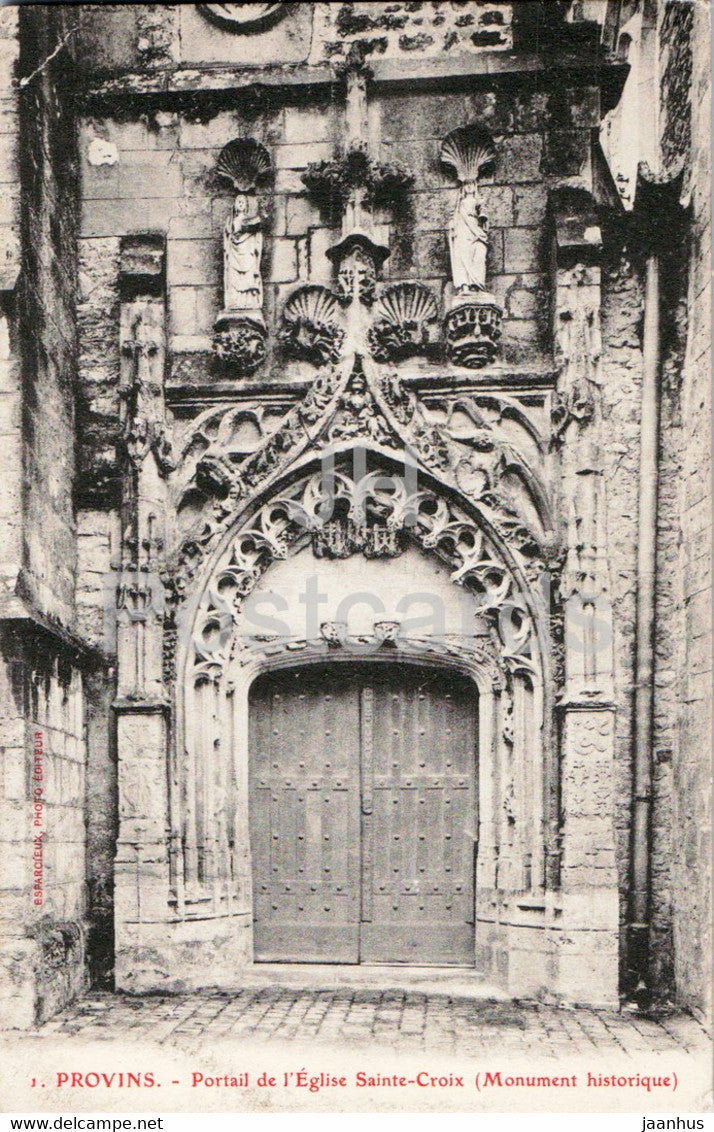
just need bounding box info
[360,667,477,966]
[249,667,360,962]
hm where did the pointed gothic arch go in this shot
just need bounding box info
[166,444,555,976]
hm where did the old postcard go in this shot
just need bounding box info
[0,0,711,1119]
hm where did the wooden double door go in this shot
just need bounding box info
[249,663,478,966]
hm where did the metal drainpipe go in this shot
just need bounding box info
[629,249,660,1001]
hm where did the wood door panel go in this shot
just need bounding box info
[249,669,361,963]
[249,664,477,967]
[361,669,477,965]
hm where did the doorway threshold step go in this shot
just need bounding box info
[238,964,507,1000]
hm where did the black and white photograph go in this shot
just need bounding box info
[0,0,711,1121]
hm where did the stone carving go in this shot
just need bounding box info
[444,298,502,368]
[303,63,411,312]
[319,620,347,646]
[280,285,344,365]
[212,317,267,374]
[313,518,404,559]
[302,145,413,217]
[170,363,553,617]
[222,193,264,313]
[120,306,174,475]
[440,126,495,292]
[440,125,502,368]
[328,367,391,444]
[233,631,506,691]
[213,139,272,374]
[116,571,164,624]
[373,619,401,644]
[198,3,285,32]
[368,283,438,361]
[448,187,489,293]
[328,233,387,307]
[189,465,540,681]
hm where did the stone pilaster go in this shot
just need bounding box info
[113,235,173,989]
[549,187,619,1006]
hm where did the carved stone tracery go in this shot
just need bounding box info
[188,465,542,686]
[169,361,553,619]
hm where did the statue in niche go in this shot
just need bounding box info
[223,192,263,312]
[449,184,489,292]
[213,138,272,374]
[440,125,503,368]
[440,126,496,294]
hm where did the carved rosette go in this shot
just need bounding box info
[279,285,344,365]
[368,283,438,362]
[444,292,502,368]
[212,312,267,374]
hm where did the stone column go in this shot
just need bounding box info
[549,188,619,1006]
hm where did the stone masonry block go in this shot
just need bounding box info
[285,195,322,237]
[274,142,333,170]
[504,227,541,273]
[167,238,219,287]
[268,238,298,284]
[498,134,543,183]
[284,105,337,145]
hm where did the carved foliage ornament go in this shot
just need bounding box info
[302,146,413,213]
[191,466,540,681]
[172,367,550,609]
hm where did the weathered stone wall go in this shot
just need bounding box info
[656,0,712,1022]
[598,232,644,985]
[0,6,22,602]
[0,627,88,1028]
[17,6,80,625]
[0,0,708,1018]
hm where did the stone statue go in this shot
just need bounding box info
[448,184,489,292]
[223,193,263,312]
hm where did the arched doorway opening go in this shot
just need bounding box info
[249,661,478,966]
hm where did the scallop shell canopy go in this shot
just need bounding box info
[374,283,438,327]
[440,125,496,184]
[216,138,272,192]
[283,286,341,327]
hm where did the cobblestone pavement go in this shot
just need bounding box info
[29,990,710,1059]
